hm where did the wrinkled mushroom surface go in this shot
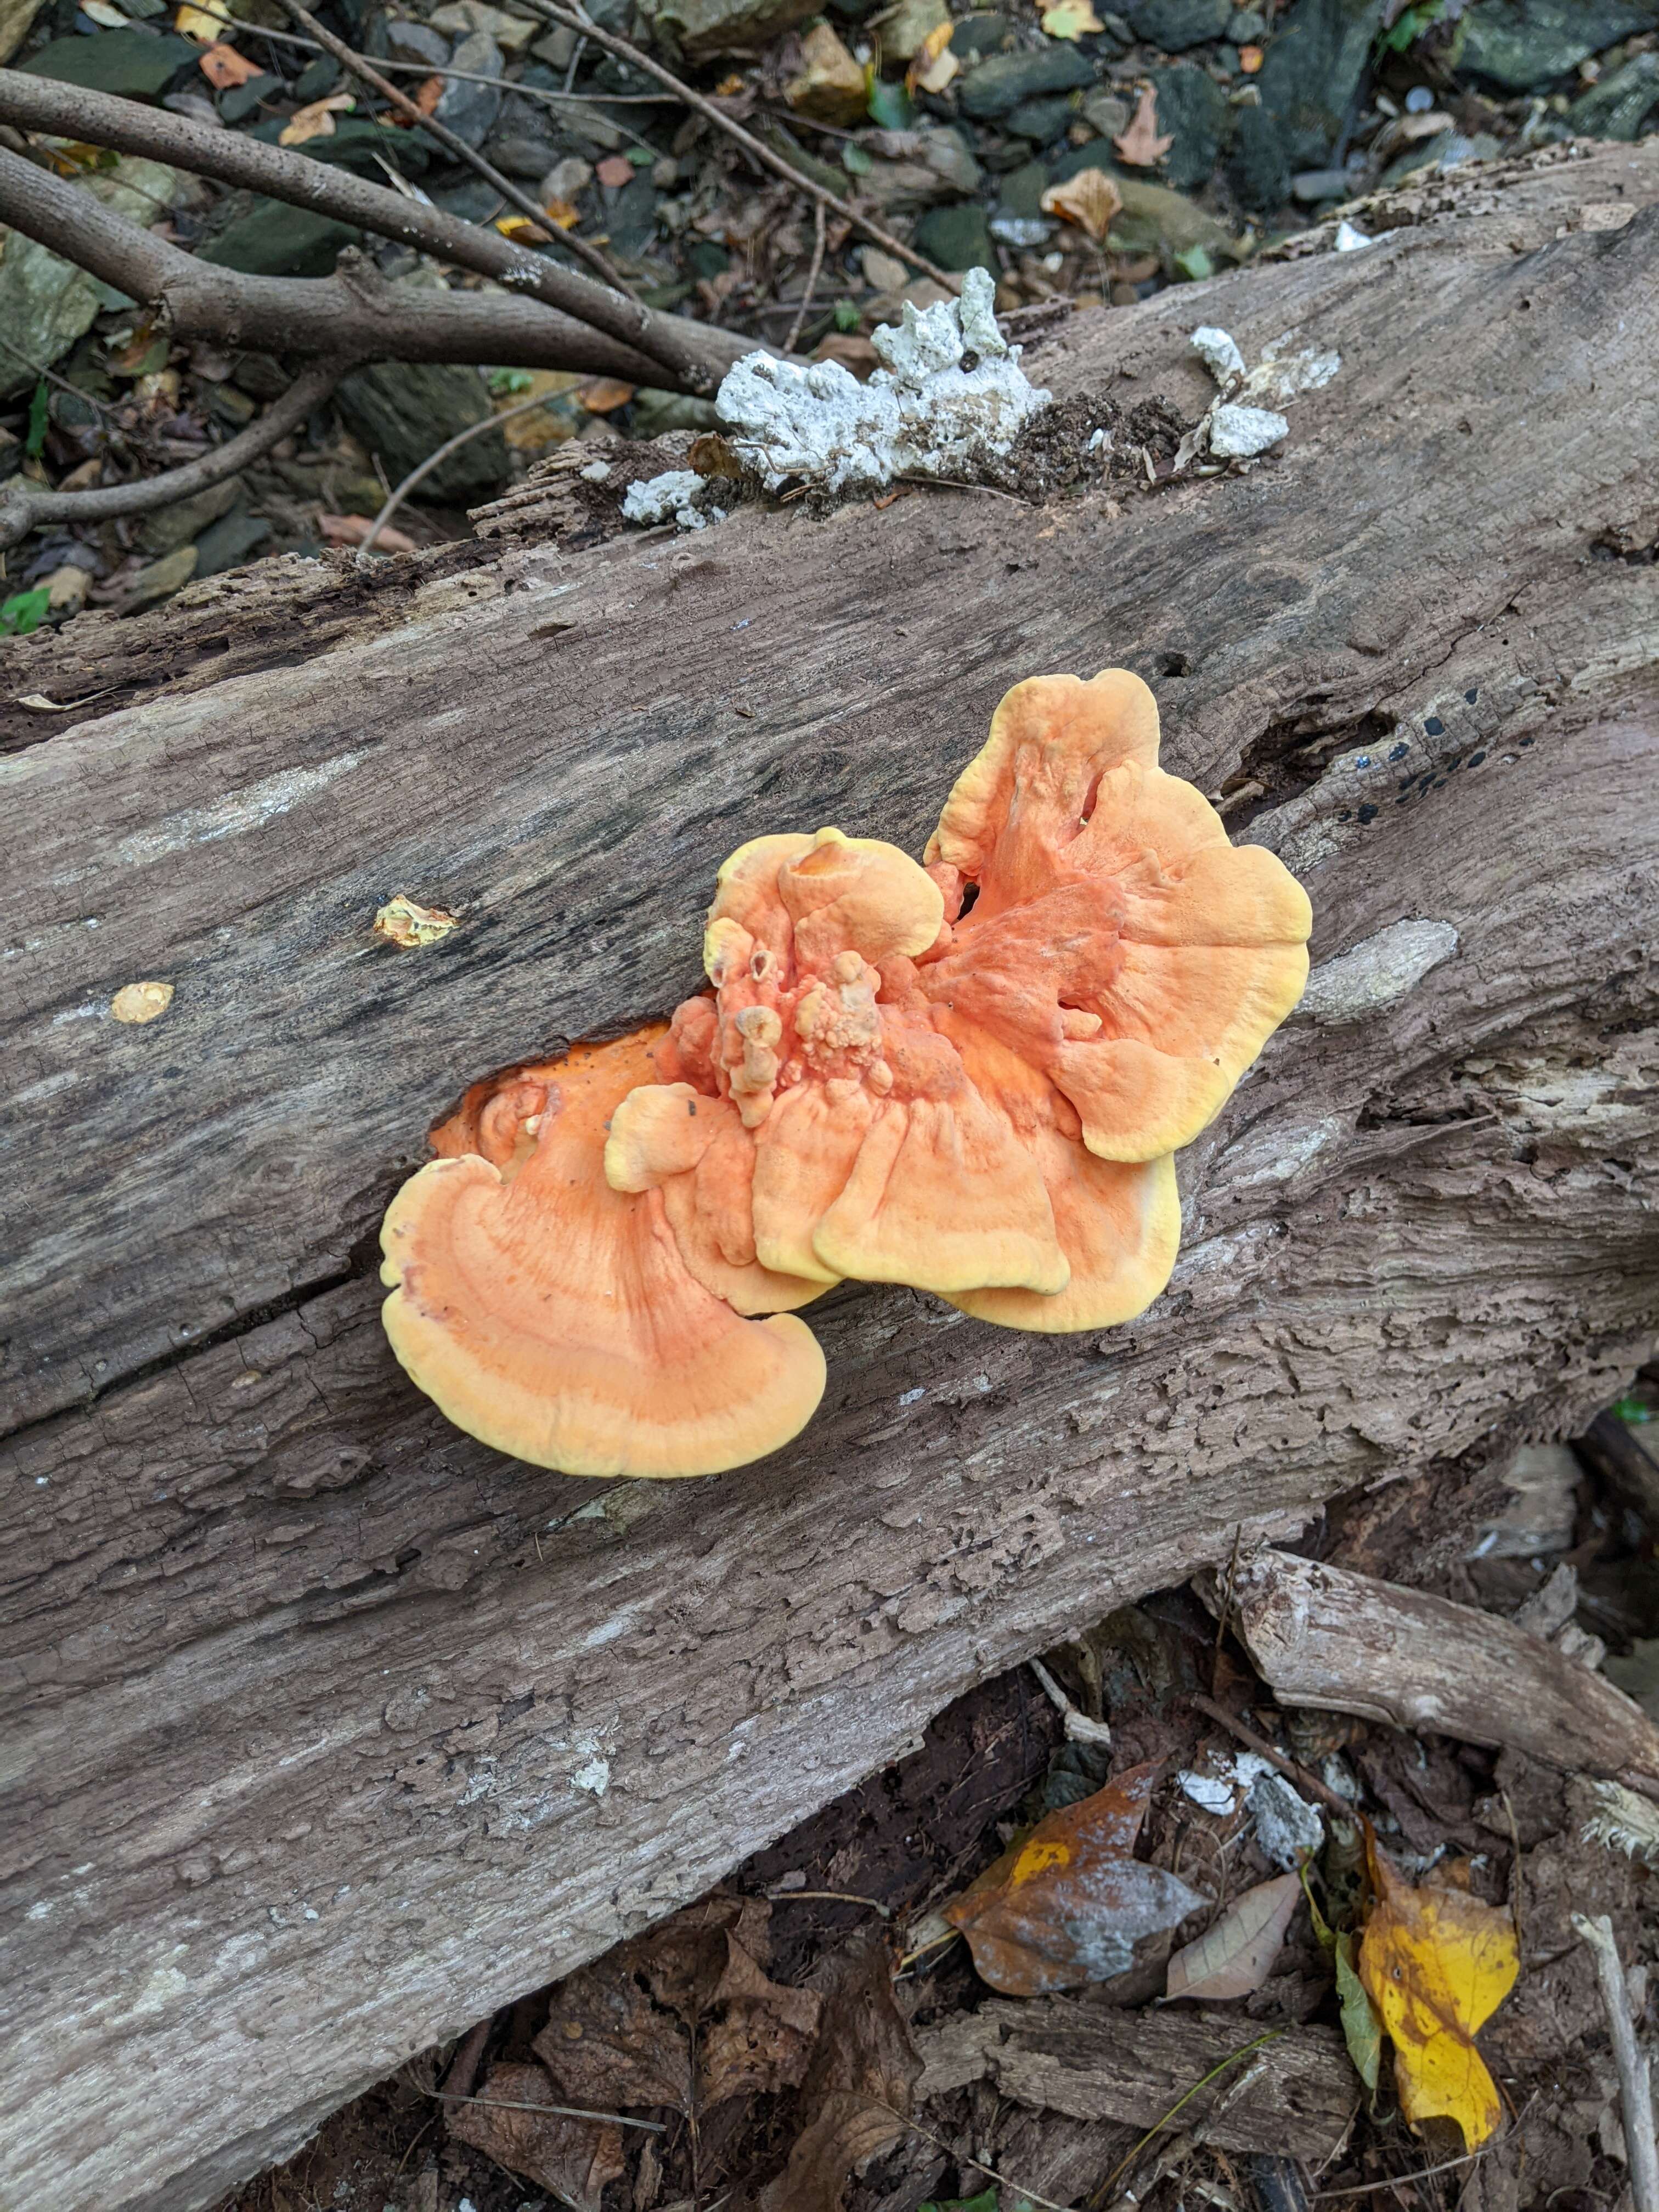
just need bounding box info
[381,1031,825,1479]
[381,669,1311,1477]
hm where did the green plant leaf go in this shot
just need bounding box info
[866,77,914,129]
[842,141,873,175]
[1,586,54,636]
[1335,1929,1383,2098]
[1172,244,1214,280]
[833,298,862,330]
[920,2193,1001,2212]
[26,379,49,458]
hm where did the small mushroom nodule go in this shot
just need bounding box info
[380,670,1312,1477]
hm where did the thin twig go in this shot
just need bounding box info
[783,198,827,357]
[1190,1692,1355,1820]
[0,357,345,550]
[1572,1912,1659,2212]
[1089,2032,1284,2207]
[1213,1523,1244,1696]
[0,327,121,424]
[515,0,958,289]
[1311,2147,1492,2199]
[267,0,639,301]
[356,388,578,563]
[1029,1654,1114,1746]
[432,2088,666,2134]
[883,2108,1073,2212]
[763,1886,891,1917]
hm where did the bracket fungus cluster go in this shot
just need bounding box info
[381,670,1313,1479]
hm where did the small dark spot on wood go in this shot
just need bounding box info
[1464,689,1479,703]
[1389,742,1409,761]
[1520,736,1534,746]
[1468,749,1486,766]
[1424,716,1444,736]
[1157,650,1192,678]
[1357,803,1378,823]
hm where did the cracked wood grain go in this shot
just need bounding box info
[2,139,1658,2212]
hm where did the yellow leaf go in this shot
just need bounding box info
[1358,1855,1519,2148]
[907,19,958,94]
[1041,0,1103,37]
[175,1,229,38]
[278,92,354,145]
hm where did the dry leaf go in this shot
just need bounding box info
[198,41,263,87]
[535,1897,821,2120]
[579,378,636,414]
[907,20,958,94]
[386,71,443,121]
[1358,1850,1519,2147]
[1114,84,1174,167]
[1166,1871,1301,2001]
[373,894,458,947]
[111,980,174,1025]
[80,0,129,24]
[320,512,415,555]
[175,0,229,37]
[1239,42,1263,71]
[278,92,354,145]
[1041,0,1103,36]
[1040,166,1122,245]
[943,1760,1204,1996]
[753,1934,920,2212]
[595,152,635,188]
[445,2061,624,2212]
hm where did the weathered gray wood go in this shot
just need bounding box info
[915,2001,1358,2162]
[2,143,1658,2212]
[1217,1550,1659,1781]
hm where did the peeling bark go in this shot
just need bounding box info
[2,142,1658,2212]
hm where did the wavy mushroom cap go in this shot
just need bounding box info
[922,670,1312,1162]
[381,1031,825,1478]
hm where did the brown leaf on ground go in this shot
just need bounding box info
[387,72,443,122]
[318,513,415,555]
[444,2060,624,2212]
[535,1896,821,2119]
[278,92,354,145]
[1041,167,1123,245]
[198,42,263,87]
[579,379,636,414]
[748,1933,921,2212]
[596,153,635,188]
[942,1759,1204,1995]
[1166,1871,1302,2001]
[1113,84,1174,167]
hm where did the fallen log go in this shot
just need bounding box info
[3,140,1658,2212]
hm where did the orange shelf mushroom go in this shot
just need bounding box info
[381,670,1311,1476]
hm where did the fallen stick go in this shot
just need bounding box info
[1211,1550,1659,1788]
[1572,1913,1659,2212]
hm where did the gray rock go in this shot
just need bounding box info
[949,9,1018,55]
[21,27,198,95]
[1459,0,1659,91]
[1126,0,1230,48]
[1007,93,1078,141]
[1566,50,1659,141]
[958,42,1094,119]
[1047,133,1115,179]
[434,30,504,148]
[486,129,564,177]
[122,544,198,611]
[1080,85,1131,137]
[1291,164,1356,201]
[630,390,721,436]
[1228,98,1289,205]
[137,477,242,557]
[0,157,176,400]
[999,156,1051,216]
[917,125,983,194]
[336,359,510,505]
[1148,59,1231,191]
[1256,0,1378,168]
[606,173,658,259]
[912,200,998,271]
[636,0,819,59]
[1226,5,1267,34]
[541,94,627,153]
[199,201,362,279]
[383,19,451,67]
[191,510,273,580]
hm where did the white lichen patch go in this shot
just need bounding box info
[620,468,718,531]
[719,268,1047,496]
[1182,324,1340,469]
[1299,918,1459,1024]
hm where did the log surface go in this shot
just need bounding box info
[3,142,1659,2212]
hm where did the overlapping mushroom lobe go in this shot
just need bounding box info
[380,1031,824,1479]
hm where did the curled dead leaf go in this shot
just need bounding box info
[374,895,459,949]
[1358,1848,1518,2147]
[1114,84,1174,168]
[943,1759,1204,1996]
[278,92,354,146]
[198,42,263,88]
[445,2060,624,2212]
[1166,1871,1302,2002]
[1040,167,1123,245]
[111,980,174,1025]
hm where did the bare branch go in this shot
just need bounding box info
[518,0,960,291]
[0,359,346,550]
[267,0,637,303]
[0,69,748,394]
[0,145,679,386]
